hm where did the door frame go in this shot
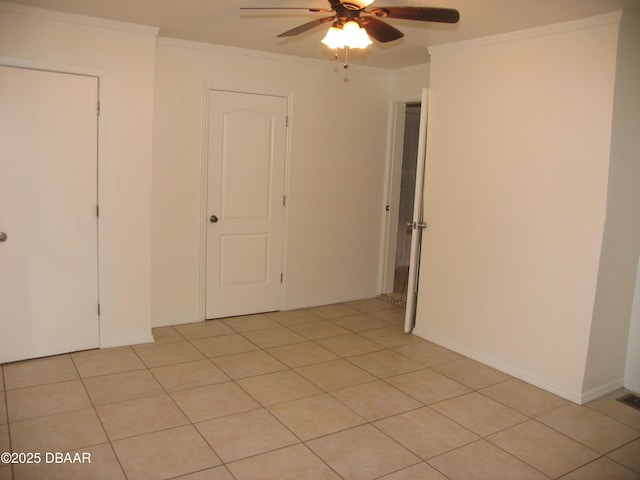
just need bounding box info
[0,57,107,347]
[198,86,293,321]
[380,90,429,332]
[380,92,424,293]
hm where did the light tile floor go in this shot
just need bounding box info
[1,298,639,479]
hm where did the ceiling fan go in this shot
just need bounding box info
[241,0,460,44]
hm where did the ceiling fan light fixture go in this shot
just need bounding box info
[342,0,375,9]
[342,21,373,48]
[321,20,372,50]
[321,25,345,49]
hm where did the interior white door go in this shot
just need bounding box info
[205,90,287,319]
[0,66,99,363]
[404,88,429,333]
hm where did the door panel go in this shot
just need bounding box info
[206,90,287,319]
[0,66,99,363]
[404,88,429,333]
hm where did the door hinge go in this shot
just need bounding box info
[285,115,289,127]
[280,273,284,283]
[98,304,101,315]
[407,221,427,230]
[96,204,100,217]
[282,195,286,207]
[96,101,101,116]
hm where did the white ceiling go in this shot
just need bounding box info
[6,0,639,68]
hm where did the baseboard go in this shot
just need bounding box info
[623,379,640,396]
[580,379,625,404]
[102,334,154,348]
[412,327,584,404]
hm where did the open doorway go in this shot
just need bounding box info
[381,101,422,306]
[392,103,421,302]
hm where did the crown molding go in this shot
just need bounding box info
[157,36,392,75]
[0,1,159,36]
[428,11,623,55]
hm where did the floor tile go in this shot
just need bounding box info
[374,406,479,459]
[196,408,298,462]
[344,298,396,313]
[151,325,185,343]
[112,425,221,480]
[12,443,125,480]
[174,320,235,340]
[191,334,259,357]
[221,313,280,332]
[5,298,639,480]
[71,346,146,378]
[10,408,107,453]
[172,466,236,480]
[368,308,406,323]
[6,379,91,421]
[0,424,9,454]
[237,370,322,406]
[428,440,549,480]
[150,359,229,391]
[3,355,78,389]
[431,392,528,437]
[132,341,205,367]
[241,327,306,348]
[288,320,351,340]
[96,394,189,440]
[0,466,10,480]
[387,369,471,404]
[171,382,260,422]
[295,359,375,391]
[227,444,340,480]
[432,358,511,389]
[331,314,392,332]
[83,369,164,406]
[265,309,322,326]
[268,393,366,440]
[316,334,385,357]
[359,327,422,348]
[392,341,463,367]
[559,457,640,480]
[488,420,600,478]
[332,380,422,421]
[265,342,339,368]
[308,424,420,480]
[348,349,424,378]
[607,438,640,473]
[308,303,360,319]
[212,350,287,379]
[377,462,450,480]
[587,389,640,431]
[537,404,640,454]
[480,378,568,417]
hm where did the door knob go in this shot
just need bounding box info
[209,215,219,224]
[0,232,7,242]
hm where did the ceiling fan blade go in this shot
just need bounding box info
[277,16,335,37]
[240,7,333,12]
[362,17,404,43]
[371,7,460,23]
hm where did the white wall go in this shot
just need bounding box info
[413,13,624,403]
[151,39,392,326]
[584,10,640,397]
[0,2,157,347]
[626,260,640,393]
[391,64,429,99]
